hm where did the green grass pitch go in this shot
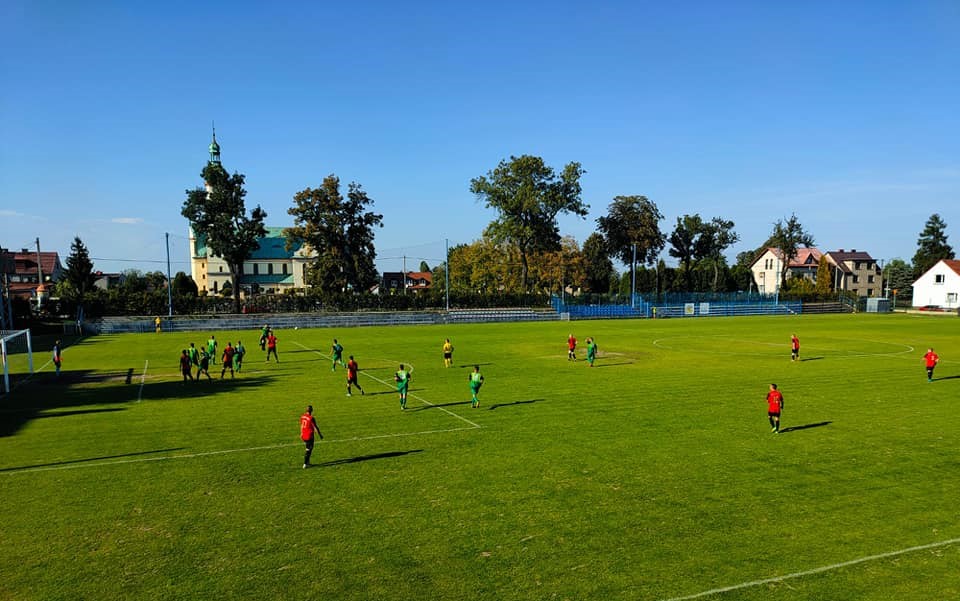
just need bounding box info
[1,314,958,600]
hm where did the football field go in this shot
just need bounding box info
[1,313,958,600]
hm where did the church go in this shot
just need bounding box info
[188,131,315,297]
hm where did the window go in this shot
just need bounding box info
[268,263,274,275]
[868,275,874,283]
[852,275,859,284]
[218,265,223,273]
[867,289,873,296]
[948,293,958,304]
[282,263,288,275]
[935,274,945,284]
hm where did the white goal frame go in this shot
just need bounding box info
[1,329,33,395]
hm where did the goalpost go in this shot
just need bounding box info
[1,329,33,395]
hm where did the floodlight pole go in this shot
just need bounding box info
[444,239,450,311]
[630,243,637,309]
[165,232,173,317]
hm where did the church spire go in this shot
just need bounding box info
[208,122,221,164]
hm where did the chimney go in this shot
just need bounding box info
[838,249,844,253]
[851,249,856,252]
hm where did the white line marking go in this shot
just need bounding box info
[291,341,482,429]
[659,537,960,601]
[136,360,148,402]
[2,426,479,475]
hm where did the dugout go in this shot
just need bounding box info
[865,298,891,313]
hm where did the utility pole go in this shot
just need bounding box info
[630,243,637,309]
[165,233,173,317]
[35,238,43,311]
[444,239,449,311]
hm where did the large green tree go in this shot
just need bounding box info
[768,213,815,287]
[63,236,96,304]
[597,195,665,267]
[182,162,267,313]
[912,214,954,278]
[582,232,614,293]
[667,214,705,285]
[699,217,739,291]
[470,155,588,291]
[285,175,383,294]
[883,258,913,297]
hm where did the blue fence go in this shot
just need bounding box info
[552,296,802,319]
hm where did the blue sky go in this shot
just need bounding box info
[2,1,958,276]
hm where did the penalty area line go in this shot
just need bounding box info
[136,360,149,402]
[291,341,482,430]
[659,536,960,601]
[2,426,480,475]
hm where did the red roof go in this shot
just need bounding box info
[943,259,960,277]
[758,247,822,268]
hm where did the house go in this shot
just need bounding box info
[823,249,883,297]
[912,259,960,309]
[93,271,125,290]
[380,271,433,294]
[0,247,64,304]
[750,247,822,295]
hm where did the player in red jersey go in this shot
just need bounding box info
[567,334,577,361]
[179,349,194,382]
[924,348,940,382]
[299,405,324,468]
[766,383,784,433]
[265,331,279,363]
[791,334,800,362]
[346,355,364,397]
[220,342,236,379]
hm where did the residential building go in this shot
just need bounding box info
[823,249,883,298]
[0,247,63,304]
[93,271,125,290]
[380,271,433,294]
[912,259,960,309]
[750,247,822,295]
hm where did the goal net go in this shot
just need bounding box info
[1,329,33,395]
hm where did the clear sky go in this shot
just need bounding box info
[2,1,958,276]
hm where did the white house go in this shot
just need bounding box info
[749,247,822,295]
[912,259,960,309]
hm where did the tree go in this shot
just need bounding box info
[182,162,267,314]
[815,256,832,295]
[699,217,739,291]
[419,260,430,273]
[597,196,665,267]
[768,214,815,287]
[64,236,96,304]
[172,272,198,297]
[667,214,705,285]
[582,233,614,293]
[883,258,913,296]
[912,214,954,278]
[470,155,588,291]
[285,175,384,294]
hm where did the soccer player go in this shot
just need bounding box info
[206,335,217,362]
[791,334,800,362]
[187,343,200,370]
[395,364,411,410]
[443,338,454,368]
[234,340,245,373]
[265,330,279,363]
[924,348,940,382]
[567,334,577,361]
[155,316,162,334]
[197,349,213,381]
[468,364,484,408]
[52,339,62,377]
[586,337,597,367]
[330,339,345,371]
[346,355,363,396]
[259,324,269,351]
[299,405,324,469]
[220,342,236,379]
[766,383,784,433]
[179,350,194,382]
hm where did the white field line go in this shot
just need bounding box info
[658,536,960,601]
[136,360,148,402]
[291,341,482,429]
[2,426,479,475]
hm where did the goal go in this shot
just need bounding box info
[1,329,33,395]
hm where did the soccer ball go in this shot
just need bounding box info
[294,326,299,330]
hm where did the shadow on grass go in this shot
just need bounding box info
[488,398,545,411]
[779,421,832,434]
[408,400,473,412]
[0,447,187,473]
[933,375,960,381]
[315,449,423,468]
[0,370,278,437]
[454,362,494,369]
[592,362,634,368]
[800,357,824,362]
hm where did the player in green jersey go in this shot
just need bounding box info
[331,339,346,371]
[586,337,597,367]
[395,364,411,410]
[469,365,484,408]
